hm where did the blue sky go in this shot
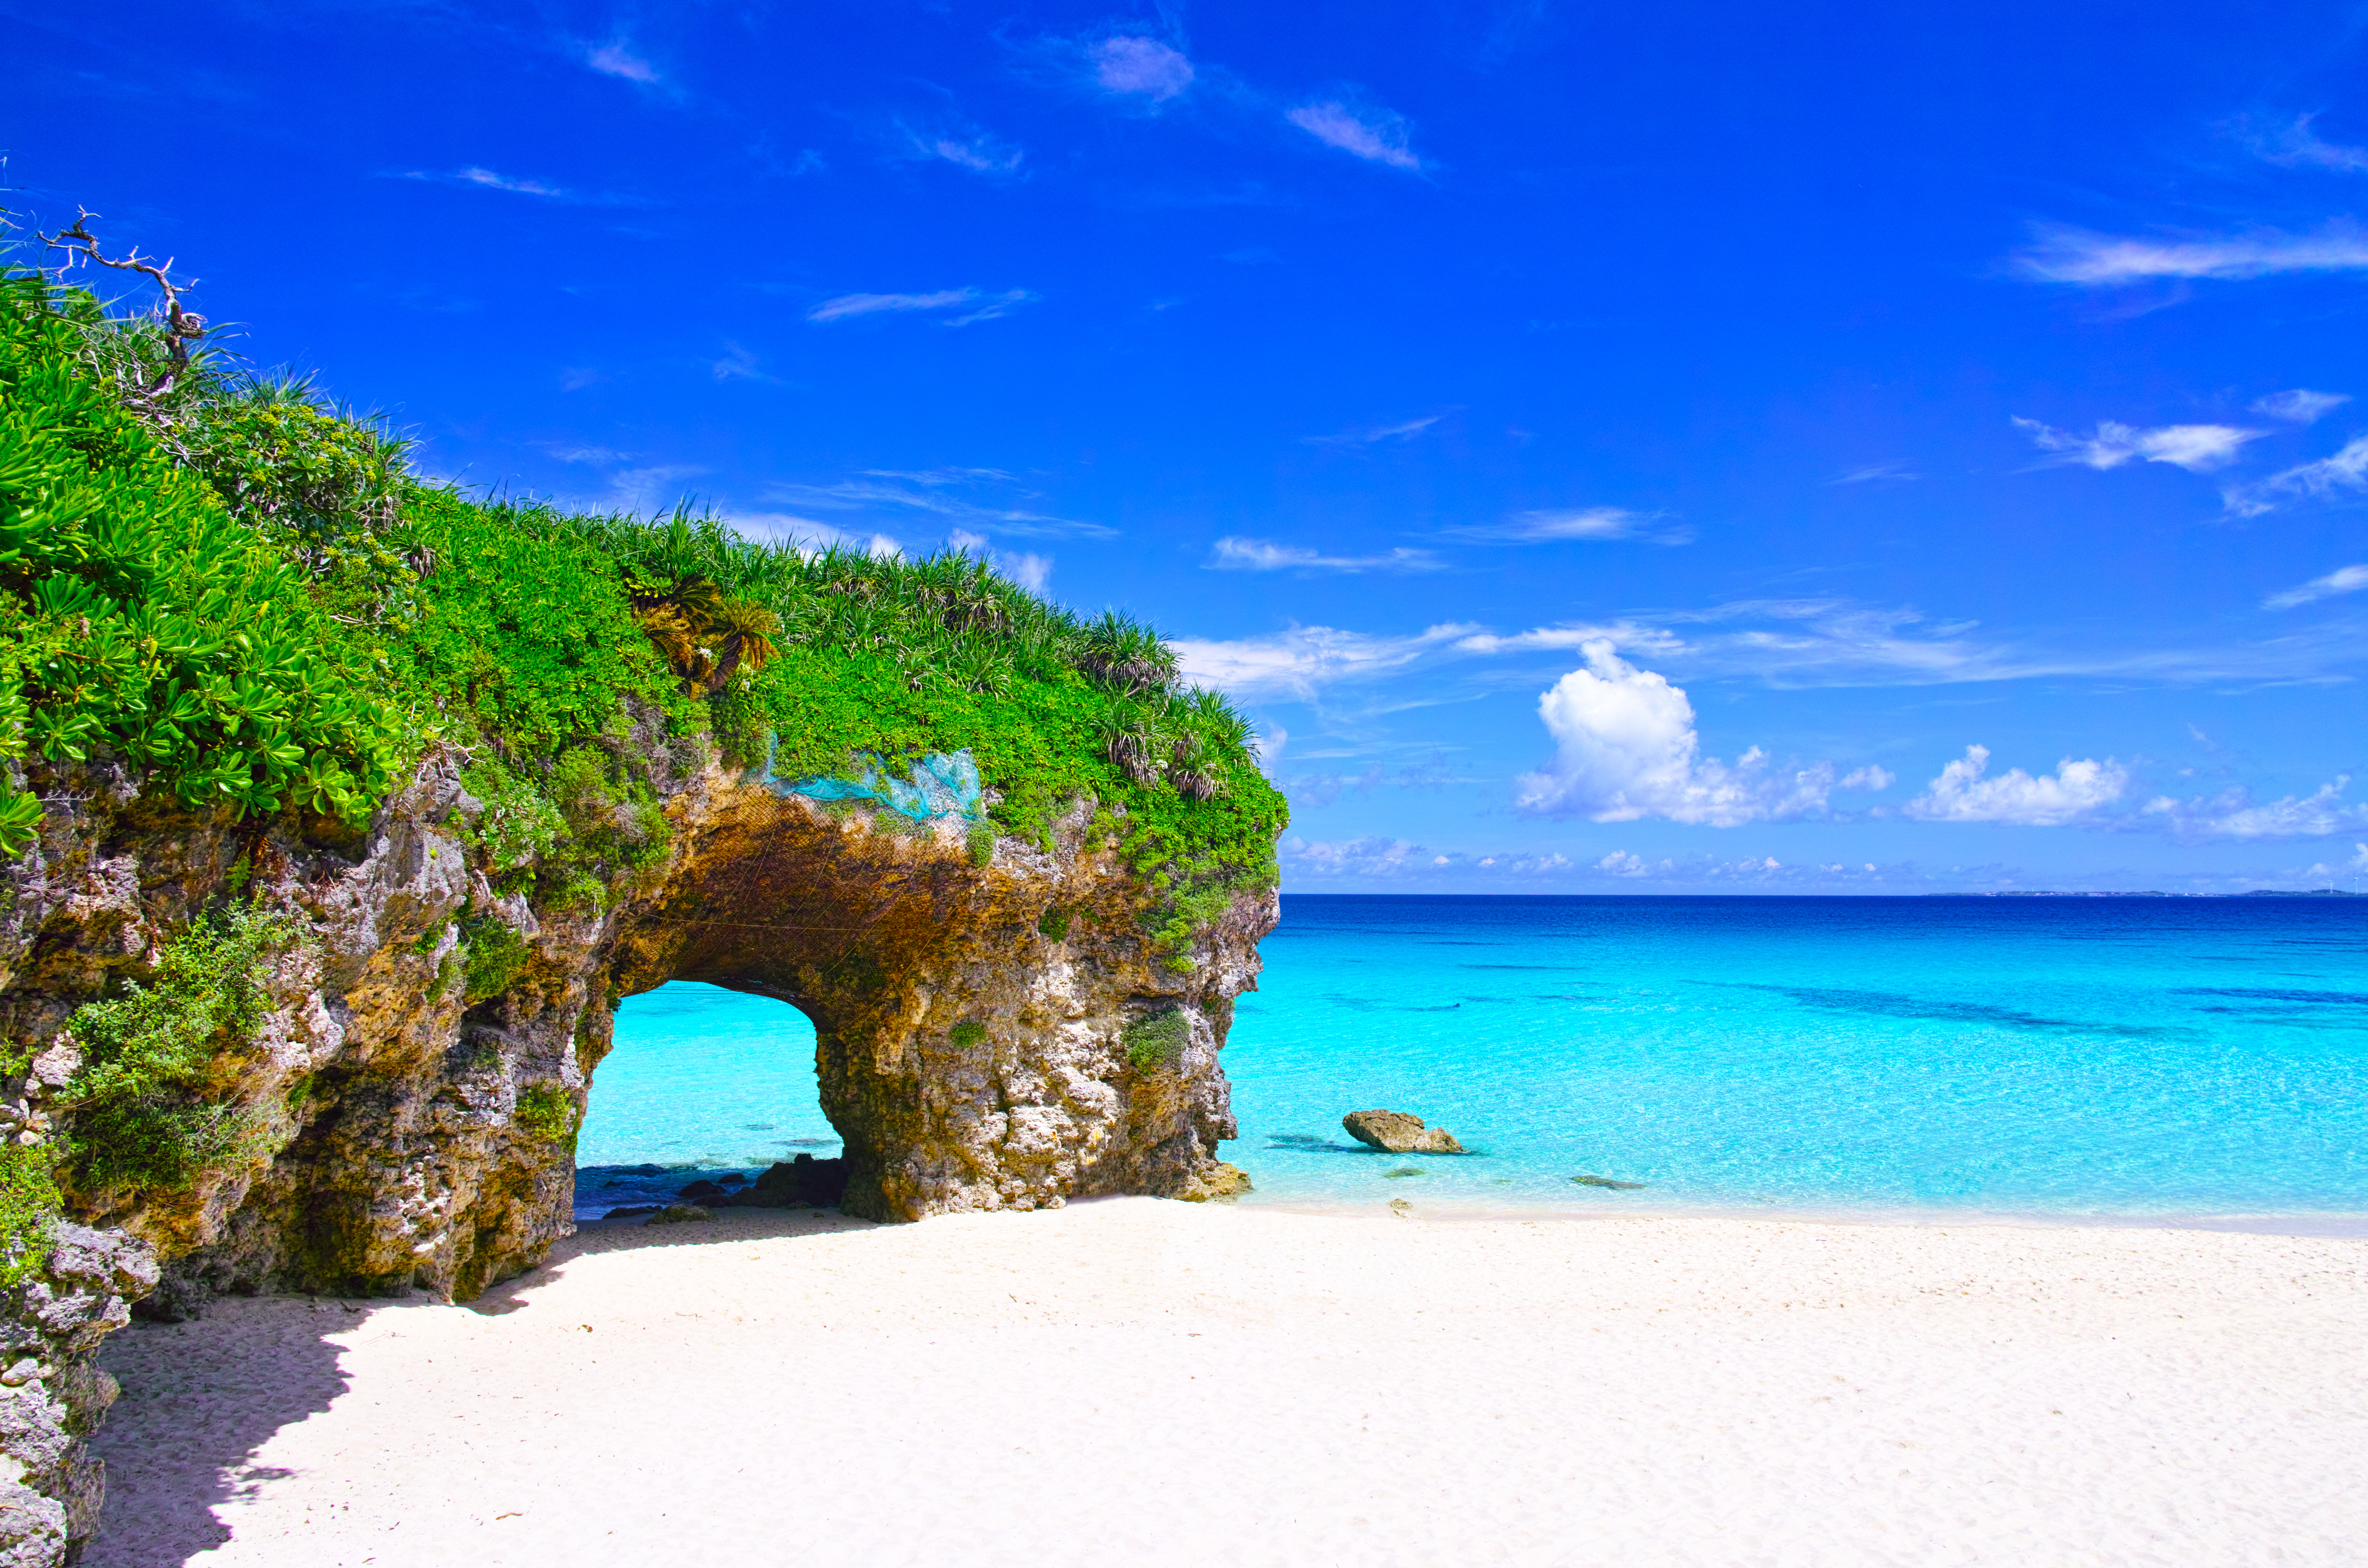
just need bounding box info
[7,0,2368,892]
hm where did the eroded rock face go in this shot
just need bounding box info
[1341,1109,1466,1155]
[0,737,1275,1562]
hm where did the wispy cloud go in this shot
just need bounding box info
[2013,222,2368,284]
[2144,778,2368,840]
[726,511,902,558]
[2012,416,2262,472]
[1830,461,1919,485]
[806,286,1037,327]
[897,119,1024,176]
[1091,36,1194,101]
[585,41,659,85]
[1286,99,1423,171]
[2266,564,2368,610]
[710,341,783,383]
[948,528,1052,592]
[1904,745,2129,827]
[1206,538,1444,574]
[1174,622,1480,701]
[386,167,653,207]
[543,443,631,464]
[2253,388,2350,423]
[1442,507,1690,544]
[762,469,1112,540]
[1306,411,1450,446]
[2223,435,2368,517]
[2242,112,2368,173]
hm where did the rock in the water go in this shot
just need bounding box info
[678,1180,727,1200]
[645,1204,716,1225]
[1571,1174,1646,1190]
[603,1205,663,1219]
[1341,1109,1466,1154]
[735,1153,849,1208]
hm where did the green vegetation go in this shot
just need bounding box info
[948,1021,988,1049]
[1036,907,1073,940]
[512,1083,577,1145]
[58,905,304,1196]
[0,216,1284,1219]
[1123,1008,1193,1075]
[0,1141,62,1284]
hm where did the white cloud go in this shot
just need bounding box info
[2246,113,2368,174]
[1839,765,1896,791]
[2266,564,2368,610]
[2144,778,2368,840]
[1286,100,1423,171]
[725,512,901,557]
[2012,223,2368,284]
[1280,835,1428,877]
[389,167,652,207]
[1306,412,1448,446]
[1905,745,2128,827]
[1443,507,1689,545]
[807,286,1037,326]
[2223,436,2368,517]
[1250,725,1287,775]
[1174,623,1479,701]
[2012,416,2262,472]
[948,528,1051,593]
[1512,641,1838,826]
[710,341,776,382]
[1830,461,1919,485]
[1092,36,1194,100]
[763,470,1109,541]
[2253,388,2350,423]
[586,42,659,84]
[1597,850,1654,877]
[1205,537,1443,574]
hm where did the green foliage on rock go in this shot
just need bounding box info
[59,905,305,1196]
[1123,1008,1192,1075]
[461,916,531,1005]
[0,1140,61,1285]
[512,1083,576,1145]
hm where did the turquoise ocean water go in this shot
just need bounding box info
[578,895,2368,1227]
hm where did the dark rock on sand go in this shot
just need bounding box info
[1572,1174,1646,1190]
[645,1204,717,1225]
[1341,1109,1466,1155]
[679,1179,727,1201]
[603,1205,664,1220]
[717,1153,851,1209]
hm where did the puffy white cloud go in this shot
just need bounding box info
[2012,223,2368,284]
[1205,537,1443,573]
[2253,388,2350,423]
[2265,564,2368,610]
[1839,765,1896,791]
[2223,436,2368,517]
[2012,416,2262,473]
[1091,37,1194,100]
[1905,745,2127,826]
[2143,779,2368,841]
[1512,642,1838,826]
[1285,100,1422,171]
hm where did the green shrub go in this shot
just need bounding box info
[513,1083,576,1145]
[1123,1008,1192,1074]
[1037,907,1072,940]
[60,905,305,1195]
[949,1021,987,1049]
[461,915,531,1004]
[0,1140,61,1285]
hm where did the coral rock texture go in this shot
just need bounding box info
[1341,1109,1466,1155]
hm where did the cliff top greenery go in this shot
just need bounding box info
[0,225,1287,935]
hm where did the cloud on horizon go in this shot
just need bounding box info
[2145,777,2368,841]
[1904,745,2128,827]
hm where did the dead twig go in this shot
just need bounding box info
[37,209,209,401]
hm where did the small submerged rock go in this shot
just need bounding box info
[1341,1109,1466,1155]
[603,1205,664,1220]
[1384,1166,1425,1179]
[1571,1174,1646,1190]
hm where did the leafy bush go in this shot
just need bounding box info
[461,915,531,1004]
[60,905,305,1195]
[1037,907,1072,940]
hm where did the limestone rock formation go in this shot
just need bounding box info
[1341,1109,1466,1155]
[0,739,1275,1561]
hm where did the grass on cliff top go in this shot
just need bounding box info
[0,238,1286,918]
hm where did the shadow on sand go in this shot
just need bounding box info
[82,1208,865,1567]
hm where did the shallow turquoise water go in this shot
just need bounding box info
[579,896,2368,1225]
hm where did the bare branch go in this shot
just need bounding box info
[37,208,210,400]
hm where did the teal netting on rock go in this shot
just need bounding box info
[758,734,984,823]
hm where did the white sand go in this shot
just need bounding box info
[87,1200,2368,1567]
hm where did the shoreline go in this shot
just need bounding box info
[87,1199,2368,1566]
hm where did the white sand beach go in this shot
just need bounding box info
[87,1200,2368,1567]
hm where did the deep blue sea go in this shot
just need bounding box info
[577,895,2368,1228]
